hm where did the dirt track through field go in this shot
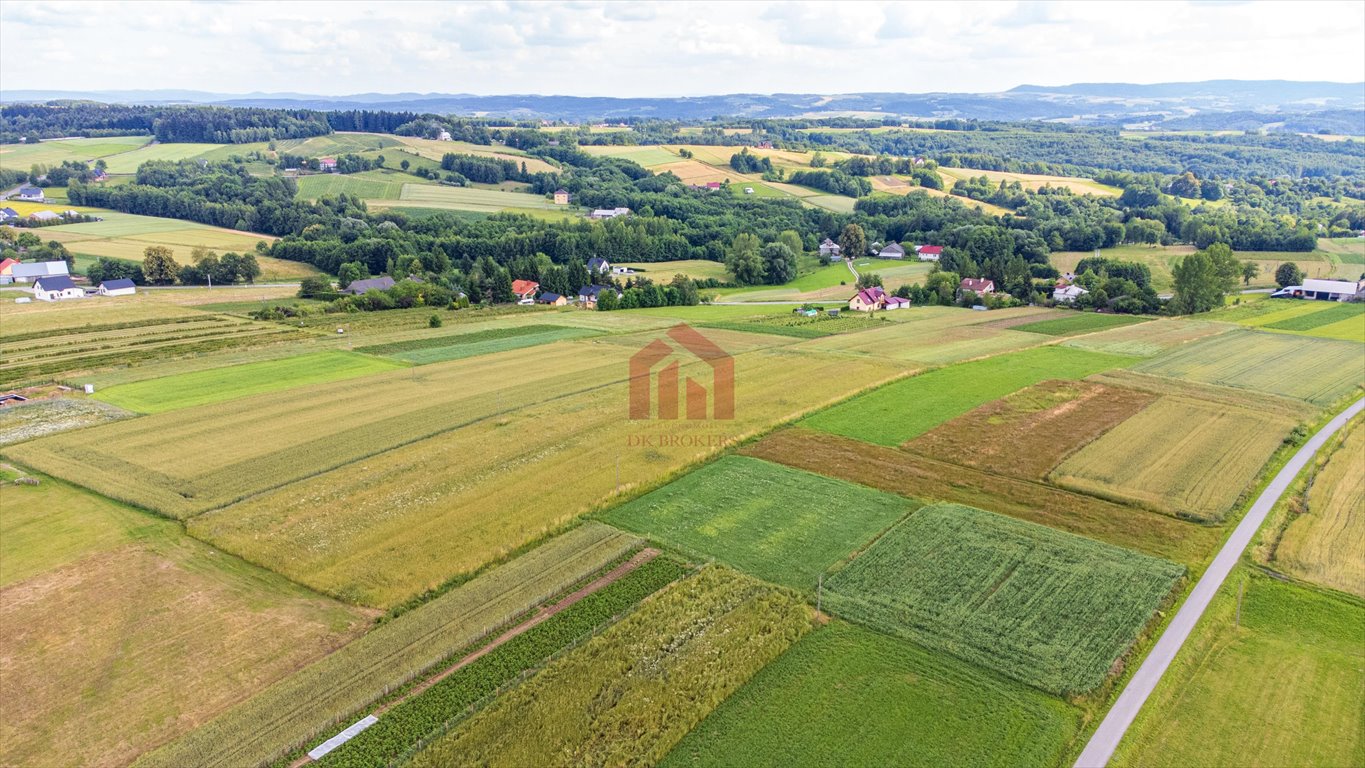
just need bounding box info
[292,547,661,766]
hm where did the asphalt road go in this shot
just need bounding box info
[1074,395,1365,767]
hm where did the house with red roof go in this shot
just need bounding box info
[959,277,995,295]
[848,286,887,312]
[318,157,338,172]
[915,245,943,262]
[511,279,540,302]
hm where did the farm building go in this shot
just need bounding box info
[819,238,842,260]
[33,275,84,301]
[98,278,137,296]
[1053,284,1089,303]
[437,130,453,141]
[0,207,18,223]
[318,157,338,172]
[915,245,943,261]
[554,189,569,205]
[588,207,631,220]
[848,286,887,312]
[537,292,567,306]
[877,243,906,259]
[578,284,620,308]
[885,296,910,310]
[587,257,611,275]
[611,266,635,275]
[756,140,774,149]
[28,210,60,223]
[14,185,44,201]
[511,279,540,301]
[959,277,996,295]
[1301,278,1364,301]
[7,260,70,284]
[342,276,396,295]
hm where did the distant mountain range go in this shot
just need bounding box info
[3,81,1362,131]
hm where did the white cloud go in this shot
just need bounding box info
[0,0,1359,97]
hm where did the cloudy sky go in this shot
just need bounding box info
[2,0,1361,97]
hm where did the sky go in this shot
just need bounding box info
[2,0,1362,97]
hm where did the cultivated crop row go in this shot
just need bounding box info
[702,313,880,339]
[824,503,1185,696]
[134,524,640,768]
[319,557,688,768]
[406,566,812,768]
[353,324,578,356]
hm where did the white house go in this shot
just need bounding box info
[819,238,842,261]
[437,130,453,141]
[99,278,137,296]
[915,245,943,262]
[587,257,611,275]
[33,275,84,301]
[14,185,44,202]
[1053,284,1089,303]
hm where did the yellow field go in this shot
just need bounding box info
[655,159,747,185]
[936,166,1122,197]
[0,294,207,335]
[187,333,905,607]
[0,475,367,768]
[1052,395,1298,521]
[1273,416,1365,597]
[616,260,730,282]
[793,305,1057,365]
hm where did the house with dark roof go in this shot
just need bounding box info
[99,278,137,296]
[587,257,610,275]
[848,286,887,312]
[553,189,569,205]
[342,276,396,295]
[14,186,44,202]
[915,245,942,261]
[877,243,906,259]
[959,277,995,295]
[578,284,620,308]
[819,238,842,261]
[0,207,18,223]
[537,292,567,306]
[34,274,83,301]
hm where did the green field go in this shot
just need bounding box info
[0,135,153,170]
[136,524,639,768]
[354,324,600,364]
[599,456,919,590]
[100,142,230,174]
[295,170,409,200]
[369,183,569,216]
[1013,313,1150,336]
[1113,571,1365,768]
[803,345,1135,445]
[407,567,811,768]
[579,144,679,166]
[1132,328,1364,405]
[93,351,405,413]
[1211,298,1365,342]
[663,621,1081,768]
[703,313,886,339]
[825,503,1185,696]
[1062,319,1231,357]
[616,259,731,282]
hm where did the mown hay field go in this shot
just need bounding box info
[577,144,679,167]
[99,142,230,174]
[906,380,1158,479]
[390,135,559,174]
[662,621,1081,768]
[741,428,1217,569]
[185,341,905,607]
[790,305,1059,364]
[0,476,367,768]
[935,165,1122,197]
[0,135,153,170]
[1272,416,1365,597]
[94,351,404,413]
[615,259,731,282]
[406,567,812,768]
[599,456,919,590]
[824,503,1185,696]
[702,313,887,339]
[802,346,1135,445]
[1131,328,1363,405]
[354,324,601,364]
[137,524,638,768]
[1211,298,1365,342]
[294,170,409,200]
[1112,571,1365,768]
[1052,395,1297,521]
[1062,318,1232,357]
[1012,312,1150,337]
[370,183,568,215]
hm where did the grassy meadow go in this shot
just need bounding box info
[824,503,1185,696]
[600,456,919,590]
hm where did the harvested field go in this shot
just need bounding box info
[599,456,919,590]
[0,478,366,768]
[1012,313,1150,336]
[353,324,601,364]
[702,313,886,339]
[906,380,1157,479]
[406,567,811,768]
[1062,318,1233,357]
[94,351,404,413]
[0,398,132,446]
[663,621,1081,768]
[1272,416,1365,597]
[615,259,730,283]
[1052,395,1297,521]
[185,342,904,607]
[1132,328,1363,405]
[136,524,638,768]
[802,346,1134,445]
[1084,369,1315,422]
[741,428,1219,567]
[1112,571,1365,768]
[824,503,1185,696]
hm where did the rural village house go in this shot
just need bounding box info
[437,129,452,141]
[877,243,906,259]
[33,274,84,301]
[0,257,17,277]
[342,276,396,295]
[959,277,996,295]
[578,284,620,308]
[318,157,338,172]
[915,245,943,261]
[0,207,18,223]
[848,286,887,312]
[14,185,44,202]
[537,292,567,306]
[98,278,137,297]
[554,189,569,205]
[587,257,611,275]
[819,238,842,261]
[1053,283,1089,303]
[511,279,540,302]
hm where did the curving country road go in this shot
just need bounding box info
[1074,395,1365,768]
